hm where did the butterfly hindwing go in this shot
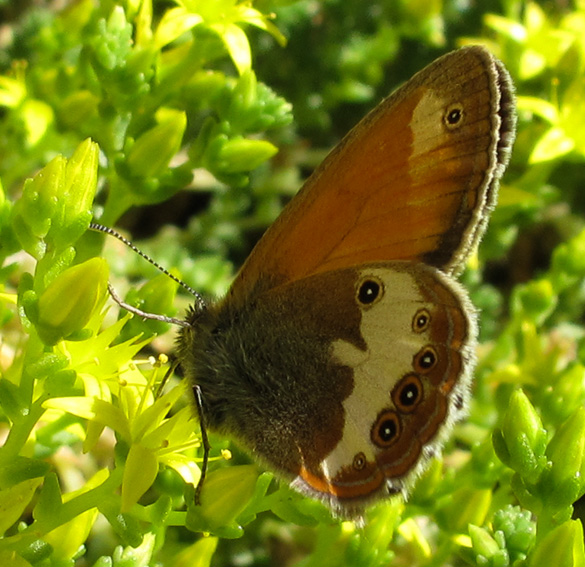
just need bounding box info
[183,262,475,514]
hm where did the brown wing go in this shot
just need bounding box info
[228,46,516,306]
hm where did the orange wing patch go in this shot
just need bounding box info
[227,46,514,306]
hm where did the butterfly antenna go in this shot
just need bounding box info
[89,222,206,324]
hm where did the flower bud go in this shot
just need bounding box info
[528,520,585,567]
[127,110,187,179]
[214,137,277,174]
[493,390,547,483]
[37,258,108,344]
[540,408,585,509]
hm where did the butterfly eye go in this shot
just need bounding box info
[356,275,384,307]
[412,309,431,333]
[393,374,423,413]
[353,452,367,471]
[444,104,464,129]
[413,346,438,373]
[371,410,400,448]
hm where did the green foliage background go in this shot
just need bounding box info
[2,0,585,565]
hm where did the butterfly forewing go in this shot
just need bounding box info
[227,46,515,308]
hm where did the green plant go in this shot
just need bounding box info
[3,1,585,566]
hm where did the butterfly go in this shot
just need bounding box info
[173,45,516,519]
